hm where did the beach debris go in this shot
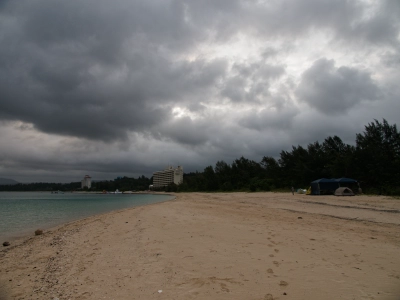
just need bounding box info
[35,229,43,236]
[158,290,163,293]
[283,292,287,295]
[279,280,288,286]
[2,241,10,247]
[297,217,303,219]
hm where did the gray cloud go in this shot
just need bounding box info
[221,62,285,103]
[296,58,380,114]
[347,0,400,47]
[239,103,298,132]
[381,51,400,68]
[156,116,211,146]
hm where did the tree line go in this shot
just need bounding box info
[93,176,151,192]
[0,181,81,192]
[0,176,151,192]
[1,119,398,195]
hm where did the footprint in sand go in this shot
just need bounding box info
[274,249,279,253]
[220,283,230,292]
[279,280,288,286]
[264,294,274,300]
[273,261,280,266]
[267,268,274,274]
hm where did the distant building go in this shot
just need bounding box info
[81,175,92,189]
[153,166,183,188]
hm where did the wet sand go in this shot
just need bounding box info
[1,192,400,299]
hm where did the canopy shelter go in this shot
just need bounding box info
[310,178,338,195]
[334,178,358,184]
[309,177,359,195]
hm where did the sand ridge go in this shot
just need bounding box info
[1,192,400,299]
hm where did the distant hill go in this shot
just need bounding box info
[0,178,19,185]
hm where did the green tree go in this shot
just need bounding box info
[355,119,400,193]
[322,136,355,178]
[260,156,280,188]
[203,166,219,191]
[214,160,232,190]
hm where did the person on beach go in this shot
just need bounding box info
[291,186,294,195]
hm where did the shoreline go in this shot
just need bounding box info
[2,193,177,248]
[0,192,175,243]
[1,192,400,299]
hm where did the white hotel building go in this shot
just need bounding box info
[152,166,183,188]
[81,175,92,189]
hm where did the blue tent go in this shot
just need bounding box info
[310,178,359,195]
[310,178,338,195]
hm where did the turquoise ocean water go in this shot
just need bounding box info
[0,192,174,242]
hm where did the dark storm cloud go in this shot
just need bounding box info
[19,0,201,54]
[296,58,380,114]
[0,0,227,141]
[0,0,397,141]
[0,0,218,141]
[0,0,399,182]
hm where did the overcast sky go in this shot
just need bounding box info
[0,0,399,183]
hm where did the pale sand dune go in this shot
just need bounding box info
[1,192,400,300]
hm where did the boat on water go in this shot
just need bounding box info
[51,190,64,194]
[114,189,122,194]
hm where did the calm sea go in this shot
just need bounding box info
[0,192,174,242]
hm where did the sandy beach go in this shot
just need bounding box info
[1,192,400,300]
